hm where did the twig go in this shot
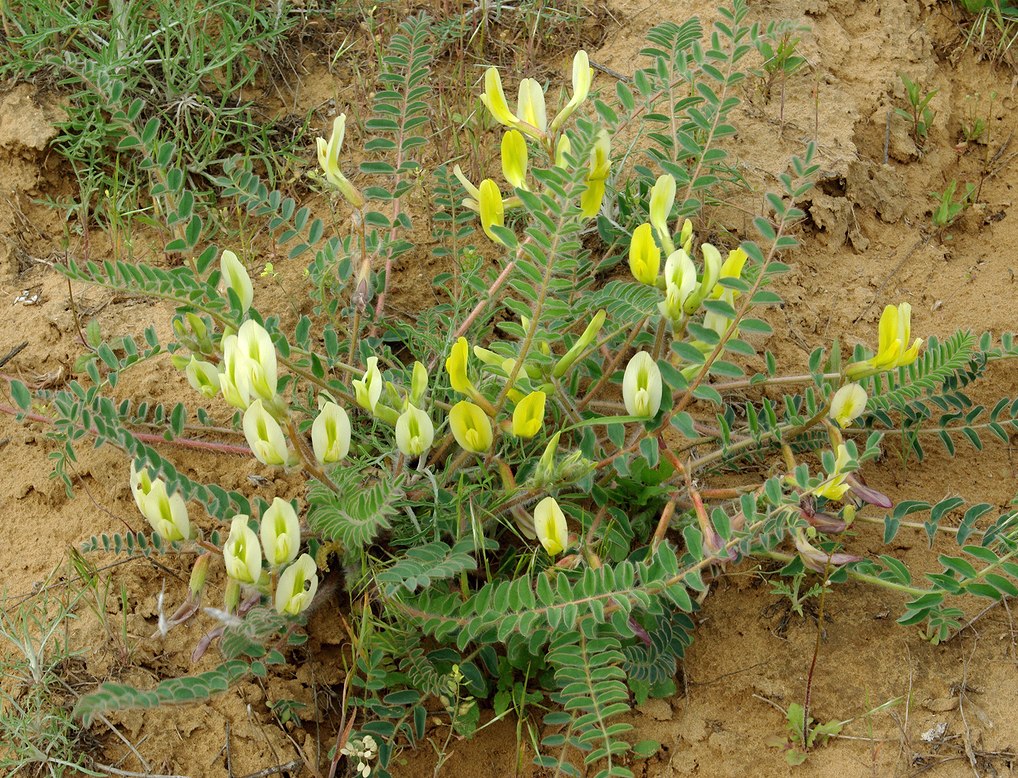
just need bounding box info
[91,764,188,778]
[237,761,303,778]
[0,341,27,369]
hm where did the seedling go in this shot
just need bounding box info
[930,180,975,232]
[895,73,938,149]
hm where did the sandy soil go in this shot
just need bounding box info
[2,0,1018,775]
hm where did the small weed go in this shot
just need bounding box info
[0,583,94,776]
[930,180,975,232]
[895,73,938,149]
[769,569,826,618]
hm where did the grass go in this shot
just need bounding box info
[0,0,305,227]
[0,572,96,777]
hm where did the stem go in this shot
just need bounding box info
[0,402,251,456]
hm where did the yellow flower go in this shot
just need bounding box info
[410,361,429,404]
[445,337,479,399]
[478,179,507,245]
[553,309,606,378]
[224,515,262,584]
[829,383,867,429]
[679,218,694,254]
[551,50,593,133]
[501,129,529,190]
[316,114,365,208]
[395,403,434,457]
[534,496,568,556]
[683,242,722,315]
[480,67,521,129]
[449,401,493,453]
[311,401,351,463]
[275,554,318,616]
[658,250,697,324]
[130,464,191,542]
[185,356,221,399]
[218,334,251,410]
[622,352,663,418]
[703,246,749,338]
[649,174,677,254]
[512,391,546,439]
[236,320,278,403]
[629,223,660,286]
[243,399,293,467]
[846,303,924,379]
[516,78,547,134]
[352,356,383,413]
[220,249,253,313]
[815,444,852,501]
[580,130,611,218]
[260,497,300,568]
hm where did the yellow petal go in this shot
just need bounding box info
[478,179,506,245]
[480,67,519,127]
[500,130,529,190]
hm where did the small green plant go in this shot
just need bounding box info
[768,567,826,618]
[896,73,938,149]
[751,20,808,101]
[0,583,94,777]
[930,179,975,231]
[771,702,843,766]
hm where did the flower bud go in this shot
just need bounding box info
[829,383,867,429]
[534,496,568,556]
[679,218,694,254]
[260,497,301,568]
[629,223,660,286]
[243,399,292,467]
[553,309,606,378]
[224,515,262,584]
[275,554,318,616]
[130,464,191,542]
[410,361,429,405]
[224,577,241,613]
[683,243,722,315]
[551,49,593,133]
[622,352,663,419]
[534,431,561,486]
[395,403,434,457]
[580,130,611,218]
[311,401,351,463]
[352,356,383,413]
[220,249,253,313]
[512,391,546,439]
[649,174,677,254]
[449,401,493,453]
[316,114,366,208]
[189,552,212,597]
[185,356,221,399]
